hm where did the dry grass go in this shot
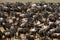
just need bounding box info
[0,0,60,3]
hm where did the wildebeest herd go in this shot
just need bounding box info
[0,2,60,40]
